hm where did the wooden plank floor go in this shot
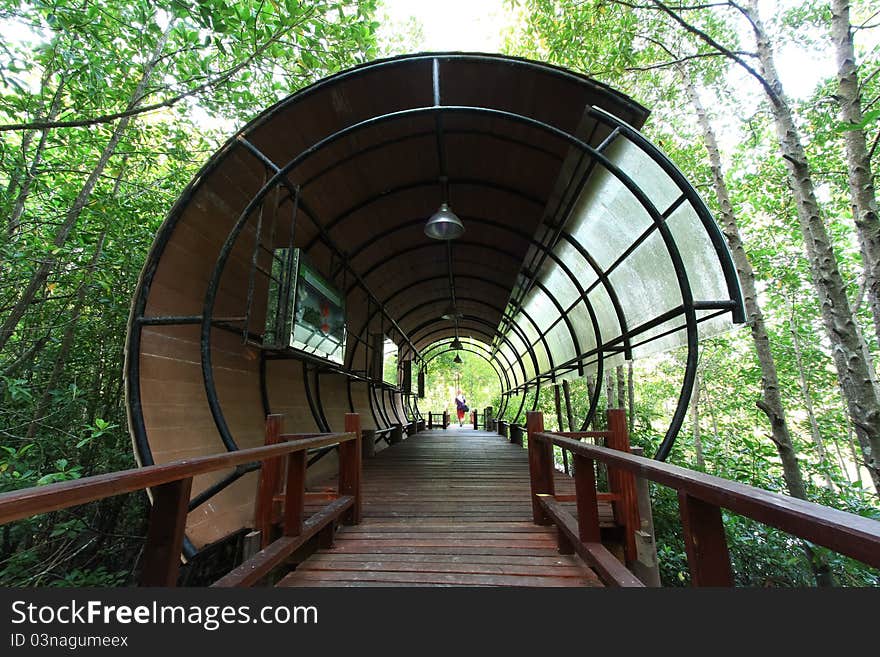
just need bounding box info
[278,428,604,587]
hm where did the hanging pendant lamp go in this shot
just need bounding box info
[424,203,464,240]
[450,337,463,350]
[441,302,462,320]
[453,353,463,364]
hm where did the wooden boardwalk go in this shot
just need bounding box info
[278,428,603,587]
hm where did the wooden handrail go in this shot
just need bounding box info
[0,425,360,587]
[552,431,612,439]
[533,429,880,572]
[0,431,357,526]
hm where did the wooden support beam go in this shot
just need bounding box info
[213,496,354,587]
[562,380,575,432]
[390,424,403,444]
[283,451,306,536]
[527,412,555,525]
[679,492,734,586]
[537,495,643,587]
[553,384,569,474]
[255,414,284,549]
[339,413,362,524]
[607,409,639,563]
[573,454,601,543]
[140,477,192,587]
[362,428,376,458]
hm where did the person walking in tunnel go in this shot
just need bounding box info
[455,390,468,427]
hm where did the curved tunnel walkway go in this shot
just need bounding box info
[124,52,745,564]
[280,428,604,587]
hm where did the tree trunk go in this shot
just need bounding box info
[789,315,835,490]
[681,66,807,500]
[831,0,880,348]
[627,360,635,431]
[0,29,171,354]
[677,42,835,582]
[562,379,575,432]
[691,369,705,471]
[743,0,880,496]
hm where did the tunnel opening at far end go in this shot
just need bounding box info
[124,53,743,554]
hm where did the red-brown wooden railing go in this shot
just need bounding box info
[528,409,880,587]
[427,411,449,429]
[0,414,362,587]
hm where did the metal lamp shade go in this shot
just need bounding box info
[453,354,463,364]
[450,338,463,350]
[441,303,462,320]
[424,203,464,240]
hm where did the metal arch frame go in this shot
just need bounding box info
[334,212,617,396]
[303,177,546,255]
[371,382,392,428]
[122,53,664,560]
[384,386,404,425]
[590,106,744,324]
[348,231,589,354]
[421,337,496,364]
[423,346,507,403]
[421,337,511,391]
[350,377,384,430]
[349,276,526,384]
[408,321,529,390]
[306,362,331,432]
[396,295,507,325]
[411,325,521,401]
[406,313,540,387]
[361,238,608,426]
[126,51,649,463]
[378,292,553,387]
[132,82,739,522]
[298,128,565,199]
[344,238,523,295]
[347,241,580,384]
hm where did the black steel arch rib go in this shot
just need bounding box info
[335,207,622,416]
[128,55,729,508]
[411,325,520,389]
[198,105,702,460]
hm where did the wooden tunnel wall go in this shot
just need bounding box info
[131,175,419,548]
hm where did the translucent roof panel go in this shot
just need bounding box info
[608,228,682,329]
[493,121,742,409]
[566,164,654,271]
[666,200,728,303]
[608,136,683,216]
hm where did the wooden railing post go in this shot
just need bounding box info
[390,424,403,444]
[607,409,639,563]
[573,454,601,543]
[443,410,449,428]
[283,450,306,537]
[362,428,376,458]
[472,410,478,429]
[140,477,192,586]
[678,492,733,586]
[339,413,362,524]
[527,412,555,525]
[255,414,284,548]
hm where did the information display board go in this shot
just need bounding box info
[263,249,346,364]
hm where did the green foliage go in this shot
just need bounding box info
[0,0,380,586]
[422,345,502,417]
